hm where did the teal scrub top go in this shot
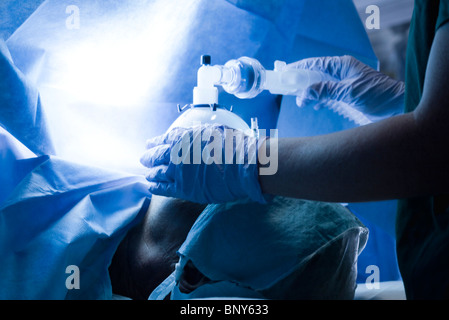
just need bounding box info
[396,0,449,300]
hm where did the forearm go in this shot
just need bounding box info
[260,111,449,203]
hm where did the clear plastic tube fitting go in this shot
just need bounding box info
[192,56,372,126]
[192,55,327,105]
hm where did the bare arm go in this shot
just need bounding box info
[260,23,449,203]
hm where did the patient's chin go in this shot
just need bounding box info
[109,195,207,299]
[144,195,208,247]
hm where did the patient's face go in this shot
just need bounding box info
[109,195,207,300]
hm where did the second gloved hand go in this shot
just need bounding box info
[289,55,405,123]
[140,124,266,204]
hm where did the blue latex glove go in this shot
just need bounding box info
[140,124,266,204]
[289,55,405,123]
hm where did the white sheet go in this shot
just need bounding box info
[354,280,406,300]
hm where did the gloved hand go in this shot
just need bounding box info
[140,124,266,204]
[288,55,405,123]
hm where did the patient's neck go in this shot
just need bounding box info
[109,196,207,300]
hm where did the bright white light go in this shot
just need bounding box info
[34,0,202,173]
[49,1,201,108]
